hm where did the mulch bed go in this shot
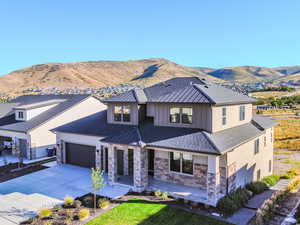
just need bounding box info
[0,162,47,183]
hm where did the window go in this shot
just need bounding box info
[170,152,181,172]
[182,108,193,124]
[170,108,180,123]
[257,169,261,181]
[114,105,131,122]
[222,107,227,125]
[270,130,273,143]
[18,111,24,119]
[239,106,245,121]
[264,136,267,147]
[254,139,260,154]
[269,160,272,172]
[169,107,193,124]
[170,152,193,175]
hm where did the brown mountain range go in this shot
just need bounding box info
[0,58,299,95]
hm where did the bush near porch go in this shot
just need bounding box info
[86,198,232,225]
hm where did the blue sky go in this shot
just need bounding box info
[0,0,299,75]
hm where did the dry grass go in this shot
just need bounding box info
[252,91,295,99]
[274,139,300,151]
[274,119,300,140]
[257,109,299,115]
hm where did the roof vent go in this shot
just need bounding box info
[190,81,193,85]
[162,82,171,87]
[204,85,209,88]
[202,78,206,81]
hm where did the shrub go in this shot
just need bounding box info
[245,181,268,194]
[282,169,299,179]
[161,192,169,200]
[82,195,93,208]
[154,190,161,198]
[79,208,90,220]
[74,200,82,208]
[217,188,251,216]
[64,196,74,207]
[262,174,280,187]
[38,208,53,219]
[98,198,110,209]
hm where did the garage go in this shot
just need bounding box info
[65,143,96,168]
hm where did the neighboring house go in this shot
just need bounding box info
[53,77,276,206]
[0,95,106,159]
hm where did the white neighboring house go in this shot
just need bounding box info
[0,94,106,159]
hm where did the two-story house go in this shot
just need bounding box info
[0,94,105,159]
[53,77,276,206]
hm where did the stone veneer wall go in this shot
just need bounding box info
[219,167,227,194]
[227,162,237,192]
[154,156,207,189]
[207,172,220,206]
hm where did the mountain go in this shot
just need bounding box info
[0,58,222,95]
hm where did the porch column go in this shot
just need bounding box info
[108,145,117,183]
[207,155,221,206]
[55,138,64,164]
[133,147,148,192]
[95,144,101,170]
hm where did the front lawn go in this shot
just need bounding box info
[86,198,232,225]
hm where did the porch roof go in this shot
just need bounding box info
[53,110,274,155]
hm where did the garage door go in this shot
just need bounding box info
[66,143,96,168]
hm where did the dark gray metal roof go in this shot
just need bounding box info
[252,114,277,129]
[205,122,265,154]
[0,103,18,118]
[14,99,66,110]
[103,77,255,105]
[0,94,90,133]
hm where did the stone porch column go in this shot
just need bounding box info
[56,139,63,164]
[133,147,148,192]
[95,144,101,170]
[108,145,117,183]
[207,155,221,206]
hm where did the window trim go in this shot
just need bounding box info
[254,139,260,154]
[169,152,194,175]
[269,160,272,173]
[113,105,131,123]
[222,107,227,125]
[169,107,193,124]
[239,105,246,121]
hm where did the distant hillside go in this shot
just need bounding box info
[0,58,222,95]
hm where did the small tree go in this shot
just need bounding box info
[91,168,105,213]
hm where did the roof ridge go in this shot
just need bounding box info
[202,131,222,154]
[193,84,216,104]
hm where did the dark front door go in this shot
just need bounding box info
[128,149,134,176]
[148,149,154,176]
[117,150,124,175]
[105,147,108,173]
[66,143,95,168]
[19,139,27,158]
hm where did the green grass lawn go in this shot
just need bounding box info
[85,198,232,225]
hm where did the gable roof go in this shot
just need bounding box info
[52,110,275,155]
[0,94,90,133]
[0,103,18,118]
[103,77,255,105]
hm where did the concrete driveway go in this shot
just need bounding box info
[0,164,130,224]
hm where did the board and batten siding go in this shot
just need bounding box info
[107,103,139,125]
[211,104,253,132]
[147,103,212,131]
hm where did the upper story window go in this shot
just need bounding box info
[222,107,227,125]
[264,136,267,147]
[254,139,260,154]
[114,105,131,122]
[239,105,246,121]
[170,107,192,124]
[18,111,24,119]
[270,129,273,143]
[170,152,193,175]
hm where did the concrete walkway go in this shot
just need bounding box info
[0,164,130,224]
[226,179,290,225]
[0,155,55,166]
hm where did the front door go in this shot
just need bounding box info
[117,150,124,176]
[148,149,154,176]
[128,149,134,176]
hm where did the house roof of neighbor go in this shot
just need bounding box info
[0,94,90,133]
[103,77,256,105]
[52,110,274,155]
